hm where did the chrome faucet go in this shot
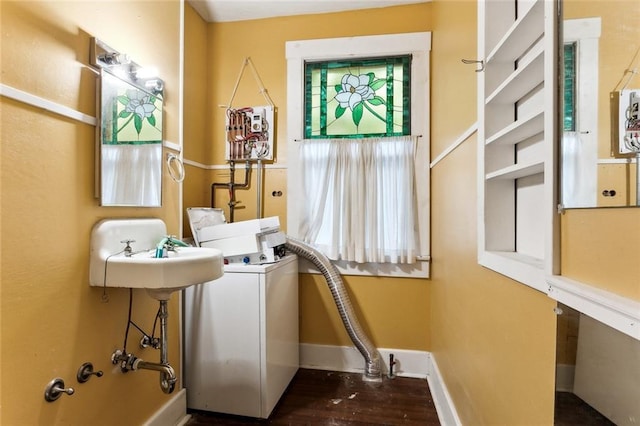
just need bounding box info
[120,239,135,257]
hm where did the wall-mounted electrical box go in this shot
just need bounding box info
[611,89,640,157]
[225,105,275,161]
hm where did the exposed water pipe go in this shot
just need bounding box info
[284,237,382,381]
[111,300,177,393]
[636,153,640,206]
[256,159,263,218]
[211,160,251,223]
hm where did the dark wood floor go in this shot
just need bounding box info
[554,392,615,426]
[186,368,440,425]
[185,369,615,425]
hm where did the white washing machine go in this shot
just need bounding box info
[183,255,299,418]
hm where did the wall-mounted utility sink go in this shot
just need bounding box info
[90,218,224,300]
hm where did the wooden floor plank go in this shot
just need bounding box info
[186,369,613,425]
[186,368,440,425]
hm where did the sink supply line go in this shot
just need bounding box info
[111,349,176,394]
[112,289,176,393]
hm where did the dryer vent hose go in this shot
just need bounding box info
[285,236,382,381]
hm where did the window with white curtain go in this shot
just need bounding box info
[286,32,431,278]
[299,136,419,264]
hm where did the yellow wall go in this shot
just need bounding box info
[183,2,558,424]
[561,208,640,299]
[183,4,434,351]
[1,1,183,424]
[3,0,636,425]
[428,2,557,424]
[183,3,211,232]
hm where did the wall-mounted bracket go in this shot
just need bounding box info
[44,378,74,402]
[77,362,103,383]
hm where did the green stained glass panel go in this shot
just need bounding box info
[563,43,576,132]
[304,56,411,139]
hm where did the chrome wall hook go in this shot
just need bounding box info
[44,378,74,402]
[77,362,104,383]
[461,58,485,72]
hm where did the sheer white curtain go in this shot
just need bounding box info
[299,135,419,264]
[561,131,597,208]
[101,144,162,206]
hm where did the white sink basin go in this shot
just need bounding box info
[90,218,224,300]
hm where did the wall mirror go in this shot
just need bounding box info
[94,38,164,207]
[560,1,640,209]
[554,303,640,425]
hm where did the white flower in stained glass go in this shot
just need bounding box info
[335,74,375,110]
[333,72,386,127]
[124,90,156,119]
[117,89,158,135]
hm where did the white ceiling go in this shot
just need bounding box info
[187,0,429,23]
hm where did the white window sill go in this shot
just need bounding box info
[298,257,430,279]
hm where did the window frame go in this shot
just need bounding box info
[286,32,431,278]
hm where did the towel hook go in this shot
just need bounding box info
[461,58,485,72]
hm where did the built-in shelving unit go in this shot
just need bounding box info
[477,0,558,292]
[486,108,544,146]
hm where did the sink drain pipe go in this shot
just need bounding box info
[285,237,382,381]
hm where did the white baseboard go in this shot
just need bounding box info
[300,343,460,425]
[299,343,430,378]
[143,388,189,426]
[427,355,462,426]
[152,346,460,426]
[555,364,575,392]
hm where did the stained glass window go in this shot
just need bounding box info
[563,43,576,132]
[304,55,411,139]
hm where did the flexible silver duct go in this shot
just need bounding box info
[285,236,382,381]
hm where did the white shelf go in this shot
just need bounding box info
[478,0,557,291]
[486,108,544,146]
[486,161,544,180]
[547,275,640,341]
[479,250,546,293]
[486,43,544,105]
[486,0,544,64]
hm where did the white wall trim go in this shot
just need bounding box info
[182,160,288,170]
[300,343,430,378]
[299,343,460,425]
[427,355,463,426]
[563,17,601,41]
[430,122,477,169]
[165,140,182,153]
[597,157,636,164]
[1,83,97,126]
[555,363,575,392]
[143,388,189,426]
[1,83,183,155]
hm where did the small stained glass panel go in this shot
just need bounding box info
[563,43,576,132]
[304,56,411,138]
